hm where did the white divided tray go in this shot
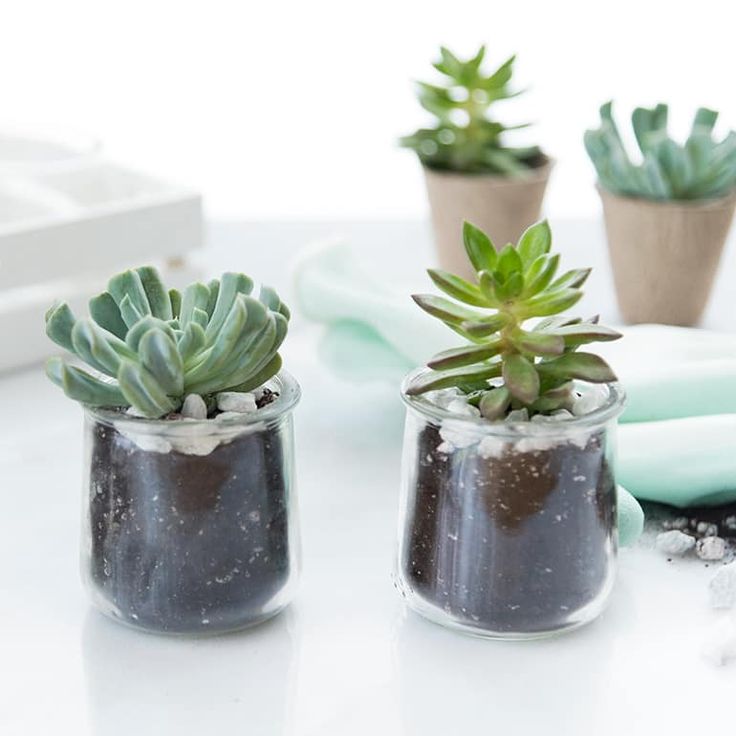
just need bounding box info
[0,161,202,371]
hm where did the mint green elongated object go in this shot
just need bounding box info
[617,486,644,547]
[617,415,736,507]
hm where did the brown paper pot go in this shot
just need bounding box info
[423,158,552,280]
[599,187,736,326]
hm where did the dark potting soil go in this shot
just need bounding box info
[401,424,616,634]
[86,418,292,634]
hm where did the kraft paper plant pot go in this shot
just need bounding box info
[423,158,552,280]
[599,187,736,326]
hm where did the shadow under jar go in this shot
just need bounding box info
[81,372,301,635]
[395,370,625,639]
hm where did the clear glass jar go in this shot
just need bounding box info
[395,369,625,639]
[81,372,301,635]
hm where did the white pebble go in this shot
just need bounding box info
[505,408,529,423]
[216,391,257,413]
[446,398,481,417]
[125,405,148,418]
[655,530,695,555]
[478,436,506,459]
[181,393,207,420]
[571,385,607,417]
[697,536,726,561]
[702,615,736,666]
[710,562,736,609]
[215,411,248,422]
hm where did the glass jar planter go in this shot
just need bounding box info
[395,369,625,639]
[81,372,301,635]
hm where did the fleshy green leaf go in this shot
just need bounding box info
[45,302,76,352]
[517,220,552,266]
[427,340,502,370]
[89,293,128,340]
[536,352,618,383]
[428,269,489,307]
[512,330,565,356]
[502,353,540,403]
[117,361,177,418]
[518,288,583,318]
[460,313,511,337]
[46,357,126,406]
[136,266,172,320]
[411,294,483,326]
[463,222,497,272]
[479,387,511,420]
[405,363,502,395]
[138,330,184,396]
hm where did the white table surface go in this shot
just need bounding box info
[2,219,736,735]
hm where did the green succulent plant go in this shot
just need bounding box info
[407,221,622,419]
[399,45,541,175]
[45,266,290,418]
[585,101,736,201]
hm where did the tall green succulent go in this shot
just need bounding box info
[45,267,290,418]
[399,45,541,175]
[407,221,621,419]
[585,102,736,201]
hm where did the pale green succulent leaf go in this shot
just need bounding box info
[139,329,184,396]
[512,329,565,357]
[479,386,511,420]
[117,360,177,418]
[427,340,503,370]
[537,352,617,383]
[428,268,489,307]
[169,288,182,318]
[517,220,552,266]
[228,353,283,394]
[89,293,128,339]
[136,266,172,321]
[45,302,76,352]
[463,221,497,272]
[46,357,127,406]
[405,363,502,395]
[503,353,540,404]
[107,270,151,317]
[179,282,211,327]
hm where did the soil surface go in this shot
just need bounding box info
[401,424,616,634]
[85,418,292,634]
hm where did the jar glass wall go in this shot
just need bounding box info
[395,371,625,639]
[81,372,301,635]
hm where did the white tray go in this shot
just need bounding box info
[0,161,202,371]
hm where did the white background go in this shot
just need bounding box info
[1,0,734,219]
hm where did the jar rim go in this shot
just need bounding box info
[84,370,301,431]
[400,366,625,436]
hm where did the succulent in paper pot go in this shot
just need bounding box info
[585,102,736,327]
[45,266,290,418]
[407,220,622,419]
[585,102,736,201]
[399,45,541,175]
[47,266,301,636]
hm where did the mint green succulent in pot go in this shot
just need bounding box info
[399,45,542,175]
[45,266,290,418]
[407,220,622,418]
[400,45,551,281]
[585,101,736,201]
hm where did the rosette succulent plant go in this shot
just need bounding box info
[45,266,289,418]
[399,45,541,175]
[585,102,736,200]
[407,221,622,419]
